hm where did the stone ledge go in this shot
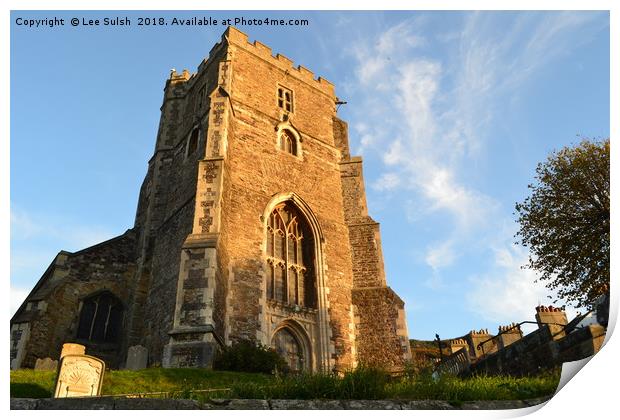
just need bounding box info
[10,396,552,410]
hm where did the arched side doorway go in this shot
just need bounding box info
[271,321,311,372]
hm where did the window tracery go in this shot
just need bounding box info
[266,202,316,308]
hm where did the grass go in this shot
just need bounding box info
[10,368,271,399]
[387,371,560,401]
[10,367,560,402]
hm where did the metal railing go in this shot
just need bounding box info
[475,320,569,357]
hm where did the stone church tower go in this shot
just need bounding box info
[11,27,411,373]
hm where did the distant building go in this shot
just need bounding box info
[425,306,605,377]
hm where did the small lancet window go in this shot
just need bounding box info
[278,86,293,113]
[187,127,199,156]
[280,130,297,156]
[196,84,206,111]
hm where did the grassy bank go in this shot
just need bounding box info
[10,367,560,402]
[10,368,271,399]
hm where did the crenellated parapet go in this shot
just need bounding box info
[222,26,334,96]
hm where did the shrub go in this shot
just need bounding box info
[213,340,288,374]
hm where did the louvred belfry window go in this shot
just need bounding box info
[266,203,316,308]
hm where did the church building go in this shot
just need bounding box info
[11,27,412,373]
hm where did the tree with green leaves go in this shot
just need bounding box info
[515,138,609,308]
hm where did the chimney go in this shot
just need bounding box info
[535,305,568,339]
[497,323,523,349]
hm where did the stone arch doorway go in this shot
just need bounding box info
[271,321,311,373]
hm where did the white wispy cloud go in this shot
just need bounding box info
[349,11,604,279]
[372,172,401,192]
[11,206,115,250]
[10,206,118,300]
[425,240,457,272]
[466,242,580,333]
[353,19,427,88]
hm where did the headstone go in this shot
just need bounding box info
[54,354,105,398]
[34,357,58,371]
[125,345,148,370]
[60,343,86,359]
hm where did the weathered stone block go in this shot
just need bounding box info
[342,400,402,410]
[37,397,116,410]
[205,399,270,410]
[401,400,454,410]
[460,400,528,410]
[162,340,217,368]
[113,398,201,410]
[10,398,39,410]
[270,399,344,410]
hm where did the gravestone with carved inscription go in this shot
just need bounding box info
[125,345,148,370]
[54,354,105,398]
[34,357,58,371]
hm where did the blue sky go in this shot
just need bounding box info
[10,11,609,340]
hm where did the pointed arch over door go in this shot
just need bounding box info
[271,320,312,372]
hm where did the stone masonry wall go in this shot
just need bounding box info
[144,200,195,365]
[352,287,409,371]
[136,48,225,365]
[11,397,552,410]
[220,28,355,370]
[469,324,605,377]
[336,118,410,370]
[12,232,136,368]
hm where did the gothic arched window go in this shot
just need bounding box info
[186,127,199,156]
[76,292,123,343]
[266,202,316,308]
[280,130,297,156]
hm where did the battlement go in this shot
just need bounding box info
[167,27,335,97]
[222,26,334,95]
[169,69,192,84]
